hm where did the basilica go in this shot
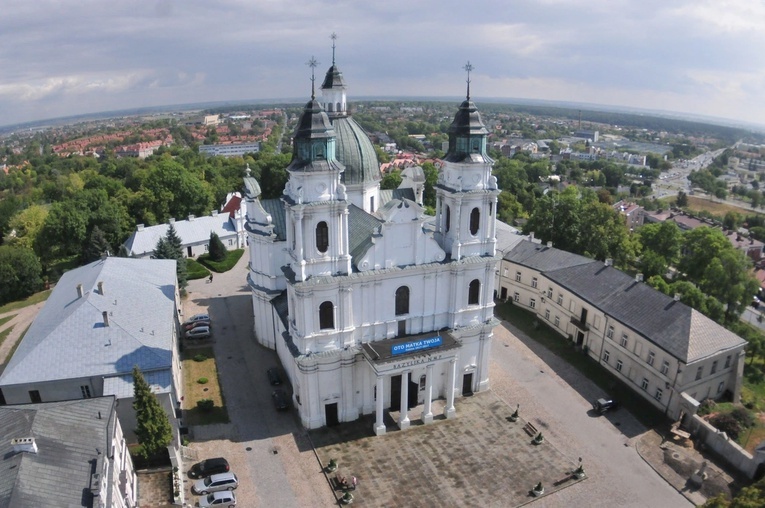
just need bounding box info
[244,51,500,433]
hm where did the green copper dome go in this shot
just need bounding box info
[333,116,381,185]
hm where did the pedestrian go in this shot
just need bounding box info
[208,273,213,283]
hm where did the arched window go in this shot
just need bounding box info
[469,208,480,235]
[395,286,410,316]
[336,102,341,112]
[316,221,329,253]
[468,279,480,305]
[319,301,334,329]
[445,206,451,232]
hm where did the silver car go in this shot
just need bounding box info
[197,490,236,507]
[185,325,211,340]
[192,472,238,495]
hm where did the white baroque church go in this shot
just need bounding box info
[244,53,500,434]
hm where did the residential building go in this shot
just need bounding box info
[198,141,261,158]
[245,55,500,434]
[122,210,243,258]
[0,258,184,459]
[499,239,747,419]
[0,396,136,508]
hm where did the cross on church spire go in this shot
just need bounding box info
[307,56,319,99]
[463,61,474,100]
[331,33,337,65]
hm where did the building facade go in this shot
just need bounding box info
[498,239,747,420]
[245,58,500,433]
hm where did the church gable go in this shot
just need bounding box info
[356,199,445,271]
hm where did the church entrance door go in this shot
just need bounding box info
[462,372,474,396]
[390,375,402,411]
[325,403,339,427]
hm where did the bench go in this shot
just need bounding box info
[332,474,357,491]
[523,422,538,437]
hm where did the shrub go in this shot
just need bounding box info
[197,377,209,384]
[710,413,742,440]
[698,398,716,416]
[193,353,207,362]
[731,407,755,429]
[197,399,215,412]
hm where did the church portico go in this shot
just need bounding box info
[361,332,461,435]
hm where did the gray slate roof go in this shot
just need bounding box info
[0,257,177,387]
[123,214,236,257]
[349,204,384,263]
[0,397,117,508]
[260,199,287,241]
[507,240,746,363]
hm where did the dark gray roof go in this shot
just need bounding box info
[321,64,346,90]
[293,98,334,140]
[0,257,177,386]
[333,116,381,185]
[379,188,415,205]
[508,240,747,363]
[349,204,383,264]
[260,198,287,241]
[0,397,117,508]
[504,239,593,272]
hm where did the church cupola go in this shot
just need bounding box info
[444,62,490,163]
[321,33,347,118]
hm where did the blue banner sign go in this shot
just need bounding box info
[391,336,442,356]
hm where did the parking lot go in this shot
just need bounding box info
[178,254,690,507]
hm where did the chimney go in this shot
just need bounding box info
[211,210,218,217]
[529,232,535,242]
[547,241,553,248]
[188,214,195,221]
[168,218,175,224]
[605,258,613,267]
[674,293,681,302]
[102,311,110,327]
[136,224,144,231]
[635,273,643,282]
[97,281,104,295]
[76,284,84,298]
[11,437,37,454]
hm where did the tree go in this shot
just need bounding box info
[421,162,439,209]
[83,226,112,263]
[6,205,48,250]
[675,191,689,207]
[132,366,173,461]
[154,224,187,291]
[380,171,402,190]
[208,232,227,262]
[679,227,732,282]
[699,249,759,323]
[0,245,43,305]
[638,221,682,265]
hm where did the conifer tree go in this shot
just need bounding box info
[208,232,227,262]
[83,225,111,263]
[153,227,188,290]
[132,366,173,461]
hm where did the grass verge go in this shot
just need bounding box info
[0,289,51,315]
[181,347,229,425]
[495,301,666,427]
[198,249,244,273]
[186,258,210,280]
[0,315,15,329]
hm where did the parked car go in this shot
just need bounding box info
[267,367,282,386]
[192,472,238,495]
[272,389,290,411]
[189,457,230,479]
[184,320,211,331]
[185,314,211,326]
[592,398,618,414]
[186,326,211,340]
[197,490,236,507]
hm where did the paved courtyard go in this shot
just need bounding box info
[310,392,584,507]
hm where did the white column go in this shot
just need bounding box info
[374,375,386,436]
[399,371,411,430]
[444,358,457,419]
[422,364,434,424]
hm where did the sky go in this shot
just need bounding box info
[2,0,764,128]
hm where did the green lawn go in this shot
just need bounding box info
[0,290,51,315]
[495,301,666,427]
[197,249,244,273]
[186,258,210,280]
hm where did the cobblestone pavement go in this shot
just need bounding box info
[136,469,173,507]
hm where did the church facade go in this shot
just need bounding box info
[244,55,500,433]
